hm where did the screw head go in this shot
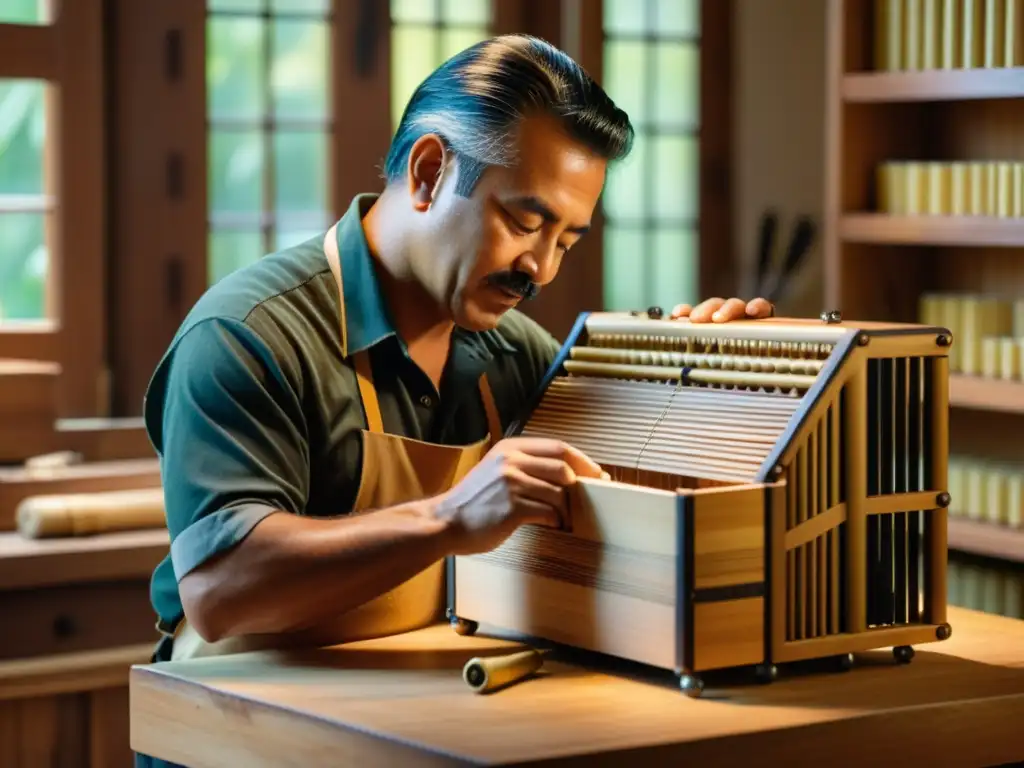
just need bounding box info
[936,491,951,508]
[936,623,952,640]
[936,334,951,346]
[820,309,842,324]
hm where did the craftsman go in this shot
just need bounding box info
[141,34,774,668]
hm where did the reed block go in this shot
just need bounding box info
[0,459,162,532]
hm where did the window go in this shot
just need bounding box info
[0,0,50,25]
[601,0,700,313]
[206,0,333,285]
[390,0,492,129]
[0,77,50,322]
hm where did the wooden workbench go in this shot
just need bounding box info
[130,605,1024,767]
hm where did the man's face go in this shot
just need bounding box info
[406,115,609,331]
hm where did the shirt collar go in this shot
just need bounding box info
[333,193,518,361]
[335,194,397,356]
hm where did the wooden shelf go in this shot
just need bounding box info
[948,518,1024,563]
[840,213,1024,247]
[843,68,1024,103]
[950,375,1024,413]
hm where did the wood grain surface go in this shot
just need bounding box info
[131,606,1024,767]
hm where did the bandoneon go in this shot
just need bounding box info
[446,311,953,693]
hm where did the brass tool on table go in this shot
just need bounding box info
[463,647,549,694]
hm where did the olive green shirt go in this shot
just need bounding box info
[143,194,560,634]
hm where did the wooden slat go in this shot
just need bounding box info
[0,23,58,79]
[108,0,209,415]
[0,323,60,362]
[843,68,1024,103]
[0,644,152,701]
[841,213,1024,247]
[51,0,108,417]
[0,529,168,590]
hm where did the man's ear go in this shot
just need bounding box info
[406,134,449,212]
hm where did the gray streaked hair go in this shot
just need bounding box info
[383,34,634,195]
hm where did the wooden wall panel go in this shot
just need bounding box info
[108,0,208,416]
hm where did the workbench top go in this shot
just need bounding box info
[130,606,1024,767]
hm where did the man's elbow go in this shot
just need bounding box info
[179,570,233,643]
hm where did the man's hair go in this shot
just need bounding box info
[383,34,634,196]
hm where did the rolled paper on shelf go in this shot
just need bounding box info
[950,163,969,215]
[463,648,548,694]
[948,460,965,517]
[1015,301,1024,338]
[967,163,985,215]
[985,470,1008,526]
[940,295,963,372]
[965,465,987,522]
[1006,579,1024,620]
[986,162,999,216]
[1008,474,1023,528]
[1014,164,1024,218]
[918,293,943,327]
[926,163,952,215]
[905,163,925,214]
[999,337,1021,381]
[959,297,982,376]
[16,486,166,538]
[981,337,1000,379]
[994,162,1012,218]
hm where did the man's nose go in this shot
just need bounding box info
[517,244,559,286]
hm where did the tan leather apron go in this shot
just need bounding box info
[167,230,503,660]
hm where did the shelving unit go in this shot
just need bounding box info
[825,0,1024,564]
[949,373,1024,413]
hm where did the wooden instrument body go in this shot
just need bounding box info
[448,311,954,688]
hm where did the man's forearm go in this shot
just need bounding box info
[179,498,454,641]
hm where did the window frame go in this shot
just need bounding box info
[0,0,108,418]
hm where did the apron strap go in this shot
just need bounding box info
[353,350,385,434]
[478,375,503,446]
[324,226,384,434]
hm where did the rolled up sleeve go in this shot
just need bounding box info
[145,316,309,582]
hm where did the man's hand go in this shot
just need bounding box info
[431,437,607,556]
[669,297,774,323]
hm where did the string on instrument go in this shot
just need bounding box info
[634,368,690,486]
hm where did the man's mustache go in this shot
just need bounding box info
[485,271,540,301]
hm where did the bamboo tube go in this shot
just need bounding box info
[463,649,548,693]
[16,487,166,538]
[582,315,849,344]
[569,346,825,375]
[561,360,818,391]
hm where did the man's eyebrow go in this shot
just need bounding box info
[510,195,590,235]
